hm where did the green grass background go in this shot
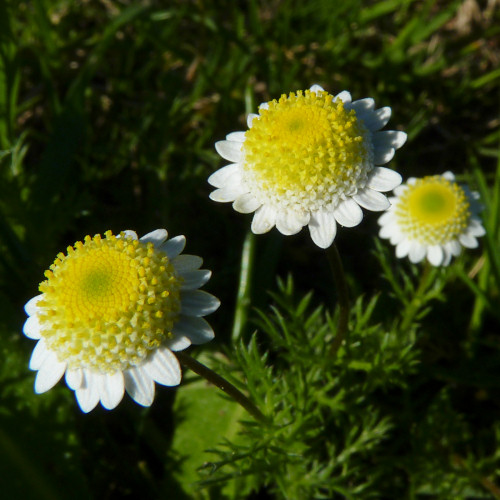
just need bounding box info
[0,0,499,499]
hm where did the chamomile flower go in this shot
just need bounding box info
[209,85,406,248]
[378,172,485,266]
[23,229,219,412]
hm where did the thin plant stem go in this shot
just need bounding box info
[176,351,268,424]
[232,230,256,341]
[325,244,350,356]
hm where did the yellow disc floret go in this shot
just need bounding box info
[242,89,373,211]
[395,176,471,244]
[37,231,183,373]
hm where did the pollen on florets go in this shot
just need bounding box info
[242,89,374,212]
[37,231,183,373]
[395,176,471,245]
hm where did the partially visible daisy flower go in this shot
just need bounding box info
[378,172,486,266]
[209,84,407,248]
[23,229,219,412]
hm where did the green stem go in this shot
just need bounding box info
[326,244,350,356]
[232,230,256,341]
[176,351,268,424]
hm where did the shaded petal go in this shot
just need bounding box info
[140,229,168,247]
[34,353,66,394]
[427,245,444,266]
[349,98,375,116]
[180,270,212,290]
[173,316,215,344]
[65,368,83,391]
[25,295,43,316]
[29,340,50,370]
[247,113,259,128]
[159,235,186,260]
[373,147,395,165]
[215,140,243,162]
[447,240,462,256]
[76,372,100,413]
[98,372,125,410]
[334,90,351,104]
[459,234,478,248]
[208,163,240,188]
[276,210,309,236]
[120,230,138,240]
[173,255,203,273]
[373,130,407,150]
[353,189,390,211]
[333,199,363,227]
[361,106,391,131]
[143,347,181,386]
[367,167,402,192]
[181,290,220,316]
[377,210,395,226]
[408,243,426,263]
[209,184,248,203]
[226,131,246,142]
[310,84,325,93]
[308,210,337,249]
[251,205,277,234]
[442,171,455,181]
[23,316,42,340]
[395,239,412,258]
[233,193,262,214]
[124,366,155,407]
[166,335,191,352]
[467,220,486,238]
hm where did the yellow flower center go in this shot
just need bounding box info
[37,231,183,373]
[396,176,471,244]
[242,89,373,211]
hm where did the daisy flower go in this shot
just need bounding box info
[23,229,220,412]
[209,85,407,248]
[378,172,486,266]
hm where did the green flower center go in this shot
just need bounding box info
[242,89,373,211]
[396,176,471,244]
[37,231,183,373]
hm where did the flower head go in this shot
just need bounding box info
[378,172,485,266]
[23,229,219,412]
[209,85,407,248]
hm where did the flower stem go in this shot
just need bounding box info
[176,351,268,424]
[326,244,350,356]
[232,230,256,341]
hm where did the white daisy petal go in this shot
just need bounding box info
[226,131,246,142]
[309,210,337,249]
[159,235,186,259]
[23,316,42,340]
[333,199,363,227]
[98,372,125,410]
[395,239,412,258]
[76,372,100,413]
[409,243,426,263]
[373,130,407,150]
[209,184,247,203]
[367,167,402,192]
[361,106,392,131]
[276,210,310,236]
[348,98,375,116]
[251,205,277,234]
[208,163,241,188]
[374,147,395,165]
[215,140,243,162]
[29,340,50,370]
[181,290,220,316]
[427,245,444,266]
[166,335,191,352]
[353,190,390,211]
[334,90,351,103]
[247,113,259,128]
[120,230,138,240]
[310,84,325,94]
[65,368,83,391]
[459,234,478,248]
[143,347,181,386]
[233,193,262,214]
[172,254,203,273]
[180,270,212,290]
[124,366,155,407]
[173,315,215,344]
[447,240,462,256]
[140,229,168,246]
[25,295,43,316]
[34,354,66,394]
